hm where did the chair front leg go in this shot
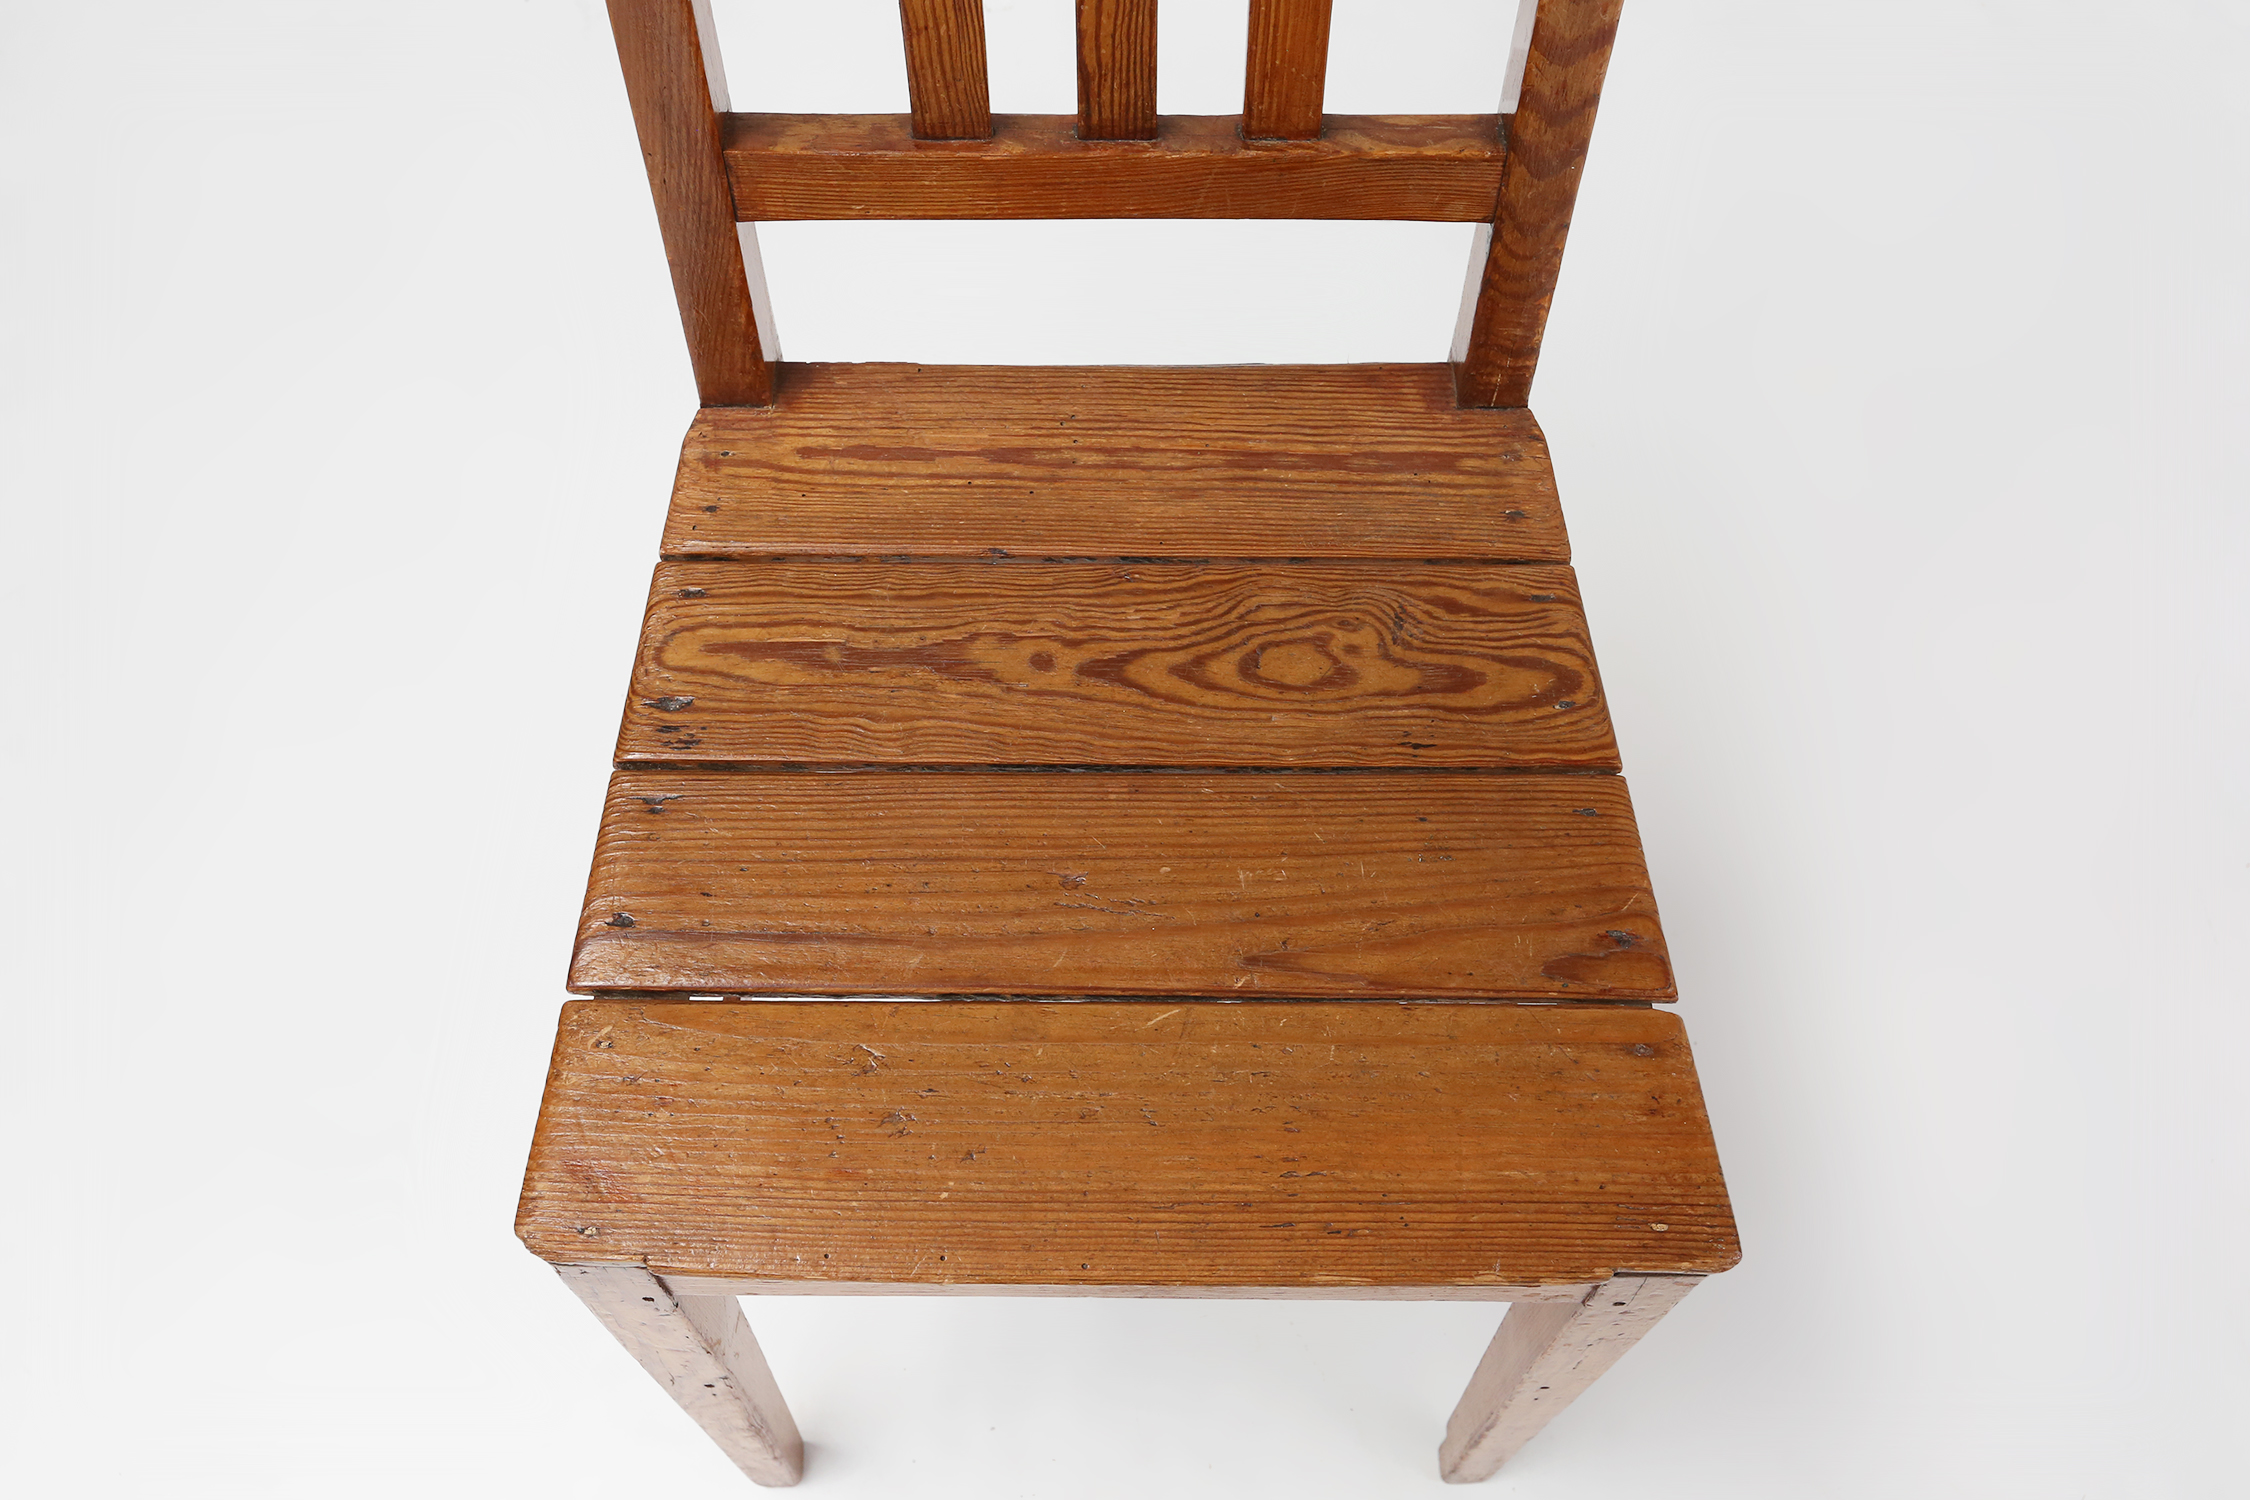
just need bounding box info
[556,1262,804,1486]
[1439,1274,1700,1482]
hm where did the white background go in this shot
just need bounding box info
[4,2,2245,1495]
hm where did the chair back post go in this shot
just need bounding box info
[606,0,777,406]
[1452,0,1624,408]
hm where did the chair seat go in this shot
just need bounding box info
[573,360,1663,1002]
[541,9,1726,1483]
[516,1000,1739,1291]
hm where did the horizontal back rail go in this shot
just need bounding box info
[722,113,1505,221]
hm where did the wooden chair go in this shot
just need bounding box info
[516,1,1737,1484]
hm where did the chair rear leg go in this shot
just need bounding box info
[1439,1274,1700,1482]
[555,1262,804,1486]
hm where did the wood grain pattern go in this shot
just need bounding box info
[556,1262,804,1486]
[1453,0,1623,408]
[605,0,773,405]
[1076,0,1157,141]
[1243,0,1333,140]
[898,0,991,140]
[1440,1274,1700,1480]
[517,1001,1738,1287]
[618,561,1616,769]
[664,364,1566,561]
[720,113,1504,220]
[570,771,1669,998]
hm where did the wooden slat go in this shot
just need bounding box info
[1454,0,1624,408]
[1076,0,1157,141]
[663,364,1566,561]
[605,0,774,406]
[1243,0,1333,140]
[516,1001,1738,1286]
[721,112,1503,221]
[570,771,1670,998]
[898,0,991,140]
[619,561,1617,769]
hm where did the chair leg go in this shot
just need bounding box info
[1438,1274,1700,1483]
[555,1262,805,1486]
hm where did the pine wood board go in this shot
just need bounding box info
[662,364,1566,561]
[570,771,1669,999]
[516,1000,1738,1287]
[617,561,1616,770]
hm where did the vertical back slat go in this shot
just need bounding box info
[899,0,993,140]
[1076,0,1159,141]
[1243,0,1333,140]
[1452,0,1622,408]
[606,0,775,406]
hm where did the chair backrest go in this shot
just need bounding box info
[604,1,1623,409]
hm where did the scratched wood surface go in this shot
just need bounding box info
[570,771,1669,998]
[517,1001,1738,1286]
[618,561,1615,769]
[721,113,1503,220]
[663,364,1564,561]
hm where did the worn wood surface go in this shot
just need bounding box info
[898,0,991,140]
[1440,1274,1699,1480]
[1076,0,1157,140]
[518,1002,1738,1287]
[1243,0,1333,140]
[720,113,1503,220]
[557,1262,804,1485]
[664,364,1564,561]
[605,0,773,406]
[1454,0,1623,407]
[570,771,1669,998]
[619,561,1614,769]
